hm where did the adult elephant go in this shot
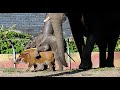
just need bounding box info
[48,12,87,70]
[48,12,120,70]
[79,11,120,69]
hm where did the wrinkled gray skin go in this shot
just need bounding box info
[48,13,86,70]
[48,13,66,69]
[24,37,36,49]
[24,15,67,70]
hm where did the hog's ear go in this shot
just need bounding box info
[24,52,28,55]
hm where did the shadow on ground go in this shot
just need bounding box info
[35,69,91,77]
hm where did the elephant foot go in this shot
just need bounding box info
[32,70,37,72]
[99,60,107,68]
[47,67,55,71]
[79,62,92,70]
[58,67,63,71]
[100,63,114,68]
[99,66,106,68]
[47,68,55,71]
[105,60,114,67]
[99,63,106,68]
[105,64,114,67]
[26,69,29,72]
[79,65,92,70]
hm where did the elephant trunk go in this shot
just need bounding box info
[49,13,68,67]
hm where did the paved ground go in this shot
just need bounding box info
[0,67,120,77]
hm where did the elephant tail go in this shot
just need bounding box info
[60,58,68,67]
[62,61,68,67]
[65,52,76,63]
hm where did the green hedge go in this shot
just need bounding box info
[0,24,120,54]
[67,37,120,53]
[0,24,31,54]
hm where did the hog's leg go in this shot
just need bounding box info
[32,64,37,72]
[47,61,55,71]
[26,63,33,72]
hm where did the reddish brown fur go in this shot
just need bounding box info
[16,48,55,72]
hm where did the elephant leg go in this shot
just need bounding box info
[98,42,107,67]
[47,61,55,71]
[52,48,64,71]
[79,35,95,70]
[67,13,85,60]
[48,13,68,67]
[37,44,50,51]
[106,35,119,67]
[47,35,64,71]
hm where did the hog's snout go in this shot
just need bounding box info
[14,57,22,64]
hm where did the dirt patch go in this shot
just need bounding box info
[0,67,120,77]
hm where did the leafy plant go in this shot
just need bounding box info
[115,38,120,52]
[66,37,120,53]
[67,38,78,53]
[0,24,32,54]
[1,24,120,54]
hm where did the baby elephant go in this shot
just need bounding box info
[15,48,55,72]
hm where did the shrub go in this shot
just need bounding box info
[66,37,120,53]
[0,24,32,54]
[115,38,120,52]
[65,37,78,53]
[1,24,120,54]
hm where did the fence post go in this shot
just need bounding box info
[66,37,71,69]
[10,41,16,68]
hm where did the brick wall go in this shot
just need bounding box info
[0,13,71,37]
